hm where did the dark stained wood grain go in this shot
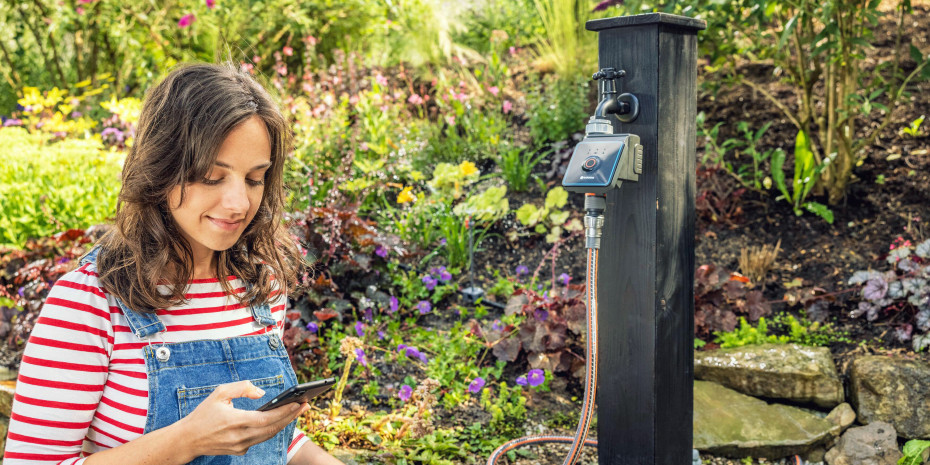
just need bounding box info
[585,14,701,465]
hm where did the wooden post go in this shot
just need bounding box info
[584,13,705,465]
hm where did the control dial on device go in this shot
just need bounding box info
[582,157,599,172]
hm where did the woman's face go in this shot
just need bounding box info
[167,115,272,271]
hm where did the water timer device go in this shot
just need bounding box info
[562,133,643,194]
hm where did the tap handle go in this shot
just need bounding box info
[592,68,626,81]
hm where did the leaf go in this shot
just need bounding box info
[777,15,799,51]
[915,239,930,258]
[863,278,889,301]
[911,44,924,64]
[803,202,834,224]
[492,336,522,362]
[794,131,814,200]
[548,210,570,226]
[516,204,539,226]
[770,149,790,200]
[544,186,568,209]
[849,270,882,286]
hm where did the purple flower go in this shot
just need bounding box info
[418,352,428,363]
[205,0,216,8]
[306,322,319,333]
[515,265,529,276]
[405,347,421,359]
[355,321,365,337]
[375,246,388,258]
[178,13,195,28]
[527,369,545,387]
[56,257,71,264]
[364,307,373,322]
[422,275,437,291]
[468,377,485,394]
[430,266,452,282]
[534,308,549,322]
[559,273,571,286]
[389,295,399,313]
[377,330,386,340]
[398,384,413,401]
[516,375,527,386]
[397,344,407,352]
[439,238,447,246]
[3,118,22,127]
[491,320,502,331]
[355,348,367,367]
[17,287,25,297]
[416,300,432,314]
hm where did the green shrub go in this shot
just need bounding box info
[0,128,123,248]
[525,74,590,146]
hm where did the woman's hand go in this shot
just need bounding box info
[179,380,309,458]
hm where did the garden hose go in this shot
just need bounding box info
[487,194,605,465]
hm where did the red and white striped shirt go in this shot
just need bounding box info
[4,263,310,464]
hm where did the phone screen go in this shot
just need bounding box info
[256,377,338,412]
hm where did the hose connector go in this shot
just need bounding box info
[584,194,606,249]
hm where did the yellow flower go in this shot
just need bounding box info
[459,160,478,177]
[397,186,416,204]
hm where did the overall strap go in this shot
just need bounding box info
[245,281,276,327]
[79,245,167,338]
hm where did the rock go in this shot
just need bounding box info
[694,380,840,459]
[824,421,902,465]
[0,366,16,381]
[0,414,7,457]
[695,344,843,408]
[849,355,930,439]
[825,403,856,435]
[0,379,15,417]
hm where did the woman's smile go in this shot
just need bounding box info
[208,217,244,232]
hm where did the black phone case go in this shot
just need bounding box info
[256,377,337,411]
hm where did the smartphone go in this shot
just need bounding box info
[256,377,338,412]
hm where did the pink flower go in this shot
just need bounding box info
[408,94,424,105]
[488,86,500,97]
[305,35,318,46]
[252,55,261,63]
[78,0,93,3]
[76,6,85,14]
[240,63,253,73]
[446,115,456,126]
[455,92,468,102]
[375,74,388,86]
[205,0,216,8]
[178,13,195,28]
[502,100,513,114]
[283,46,293,56]
[458,80,466,88]
[509,46,517,55]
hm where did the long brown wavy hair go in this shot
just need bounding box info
[95,62,301,313]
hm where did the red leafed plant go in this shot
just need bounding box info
[0,228,98,366]
[694,263,771,338]
[473,286,588,379]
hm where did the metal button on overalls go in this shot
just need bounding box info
[156,346,171,361]
[269,334,281,350]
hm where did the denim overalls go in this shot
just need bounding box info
[80,246,298,465]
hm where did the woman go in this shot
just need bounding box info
[4,63,343,465]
